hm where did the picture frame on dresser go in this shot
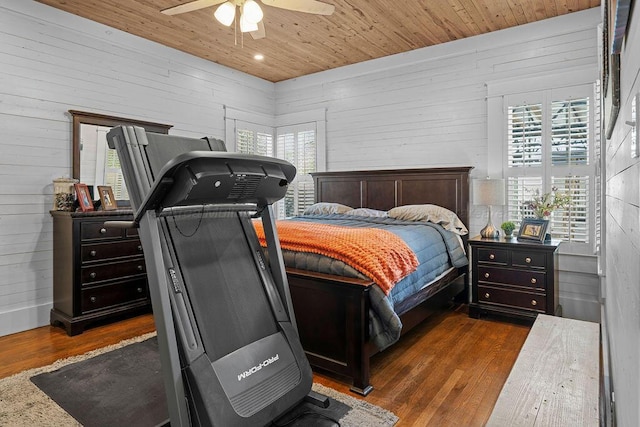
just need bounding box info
[98,185,117,211]
[517,218,548,242]
[74,183,94,212]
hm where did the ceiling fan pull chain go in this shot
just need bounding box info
[234,12,238,46]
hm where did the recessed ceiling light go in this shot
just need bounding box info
[254,54,264,61]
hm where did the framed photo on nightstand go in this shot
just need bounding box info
[517,218,549,243]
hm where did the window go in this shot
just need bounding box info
[504,86,595,253]
[226,107,325,219]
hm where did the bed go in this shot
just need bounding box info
[270,167,472,396]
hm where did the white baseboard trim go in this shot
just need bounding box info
[559,295,600,323]
[0,303,52,337]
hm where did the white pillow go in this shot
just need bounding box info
[302,202,353,215]
[388,204,468,235]
[344,208,388,217]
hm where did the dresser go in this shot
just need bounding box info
[50,210,151,335]
[468,236,560,321]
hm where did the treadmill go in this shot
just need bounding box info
[105,126,329,426]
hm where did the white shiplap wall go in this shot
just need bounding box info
[276,8,602,321]
[0,0,274,336]
[604,1,640,425]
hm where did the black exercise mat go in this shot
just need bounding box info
[31,337,168,427]
[30,337,349,427]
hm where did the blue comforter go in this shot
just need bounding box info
[280,214,468,350]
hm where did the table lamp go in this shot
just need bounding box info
[473,178,505,238]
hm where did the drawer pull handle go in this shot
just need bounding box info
[531,300,537,306]
[89,250,96,257]
[484,273,490,279]
[90,296,97,303]
[525,257,532,263]
[89,272,96,279]
[484,292,490,299]
[100,228,107,234]
[137,265,143,271]
[489,254,495,260]
[137,287,143,293]
[138,245,143,251]
[530,278,537,284]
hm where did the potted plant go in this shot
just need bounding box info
[501,221,516,238]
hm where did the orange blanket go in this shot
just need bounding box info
[253,221,418,295]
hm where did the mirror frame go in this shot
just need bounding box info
[70,110,172,180]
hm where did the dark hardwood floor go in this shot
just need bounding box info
[0,305,530,426]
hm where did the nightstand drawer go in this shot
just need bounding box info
[478,285,546,313]
[478,266,546,289]
[477,248,509,265]
[512,250,546,269]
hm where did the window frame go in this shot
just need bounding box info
[487,70,599,256]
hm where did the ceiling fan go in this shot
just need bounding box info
[161,0,335,40]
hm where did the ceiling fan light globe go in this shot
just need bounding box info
[239,13,259,32]
[214,2,236,26]
[242,0,263,24]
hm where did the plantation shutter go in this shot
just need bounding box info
[276,123,316,218]
[504,88,594,251]
[551,176,589,243]
[235,121,274,157]
[549,97,590,244]
[550,98,589,166]
[507,104,543,168]
[506,176,542,220]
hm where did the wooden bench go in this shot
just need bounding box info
[486,314,600,426]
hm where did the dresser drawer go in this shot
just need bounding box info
[81,222,123,240]
[81,259,146,284]
[478,285,546,313]
[512,250,546,269]
[477,266,546,290]
[477,248,509,265]
[81,240,144,263]
[80,279,148,313]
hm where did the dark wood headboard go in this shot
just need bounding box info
[312,167,473,228]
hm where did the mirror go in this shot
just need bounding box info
[70,110,172,202]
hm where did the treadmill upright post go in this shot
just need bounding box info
[139,211,190,427]
[260,205,298,333]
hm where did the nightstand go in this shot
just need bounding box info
[468,235,561,321]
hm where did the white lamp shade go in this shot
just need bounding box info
[214,1,236,26]
[473,178,505,206]
[242,0,263,24]
[240,13,259,32]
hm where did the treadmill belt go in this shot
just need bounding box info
[167,213,278,361]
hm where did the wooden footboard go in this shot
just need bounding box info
[287,267,467,395]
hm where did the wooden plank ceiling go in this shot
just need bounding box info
[34,0,600,82]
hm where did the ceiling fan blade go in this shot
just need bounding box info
[250,21,266,39]
[260,0,335,15]
[161,0,226,16]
